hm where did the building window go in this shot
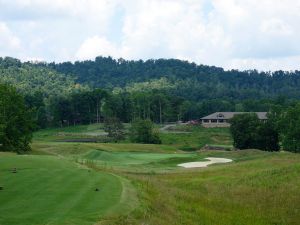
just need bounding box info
[211,119,217,123]
[203,119,209,123]
[218,119,224,123]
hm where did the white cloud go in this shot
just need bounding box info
[260,18,293,36]
[226,55,300,71]
[1,0,300,70]
[0,22,21,53]
[75,36,119,60]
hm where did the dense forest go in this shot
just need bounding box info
[0,56,300,128]
[46,56,300,100]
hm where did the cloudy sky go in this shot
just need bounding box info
[0,0,300,71]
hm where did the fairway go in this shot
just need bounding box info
[0,153,132,225]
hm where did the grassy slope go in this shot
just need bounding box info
[121,151,300,225]
[31,141,202,172]
[160,125,232,150]
[0,153,135,225]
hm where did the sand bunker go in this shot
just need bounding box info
[178,157,232,168]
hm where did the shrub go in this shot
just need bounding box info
[129,119,161,144]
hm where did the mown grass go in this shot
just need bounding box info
[0,153,137,225]
[31,141,202,173]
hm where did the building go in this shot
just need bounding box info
[200,112,267,128]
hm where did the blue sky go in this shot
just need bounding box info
[0,0,300,71]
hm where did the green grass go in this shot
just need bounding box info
[118,150,300,225]
[33,124,106,142]
[31,141,203,172]
[0,153,137,225]
[33,123,232,152]
[160,125,232,150]
[3,124,300,225]
[82,149,202,172]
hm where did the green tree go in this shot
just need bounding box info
[230,113,279,151]
[279,104,300,153]
[129,119,161,144]
[104,117,124,142]
[230,113,261,149]
[0,83,34,153]
[256,121,280,151]
[91,89,108,123]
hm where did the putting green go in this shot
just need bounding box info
[82,149,201,171]
[0,153,130,225]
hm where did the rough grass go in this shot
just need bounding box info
[160,125,232,150]
[116,151,300,225]
[0,153,137,225]
[33,124,106,142]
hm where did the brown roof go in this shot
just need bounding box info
[200,112,268,120]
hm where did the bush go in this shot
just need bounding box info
[104,117,124,142]
[129,119,161,144]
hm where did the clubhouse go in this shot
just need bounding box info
[200,112,267,127]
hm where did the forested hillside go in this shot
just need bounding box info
[1,56,300,127]
[47,56,300,101]
[0,57,88,102]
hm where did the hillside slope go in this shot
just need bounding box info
[0,57,88,101]
[48,56,300,100]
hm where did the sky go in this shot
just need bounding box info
[0,0,300,71]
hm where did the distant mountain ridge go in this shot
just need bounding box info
[47,56,300,101]
[1,56,300,101]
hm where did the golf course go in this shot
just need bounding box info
[1,123,300,225]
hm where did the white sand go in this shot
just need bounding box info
[178,157,232,168]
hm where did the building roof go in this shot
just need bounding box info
[200,112,268,120]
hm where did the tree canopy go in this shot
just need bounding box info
[0,83,34,153]
[279,103,300,153]
[230,113,279,151]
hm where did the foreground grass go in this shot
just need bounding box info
[118,151,300,225]
[0,153,137,225]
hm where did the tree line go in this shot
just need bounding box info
[31,87,296,129]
